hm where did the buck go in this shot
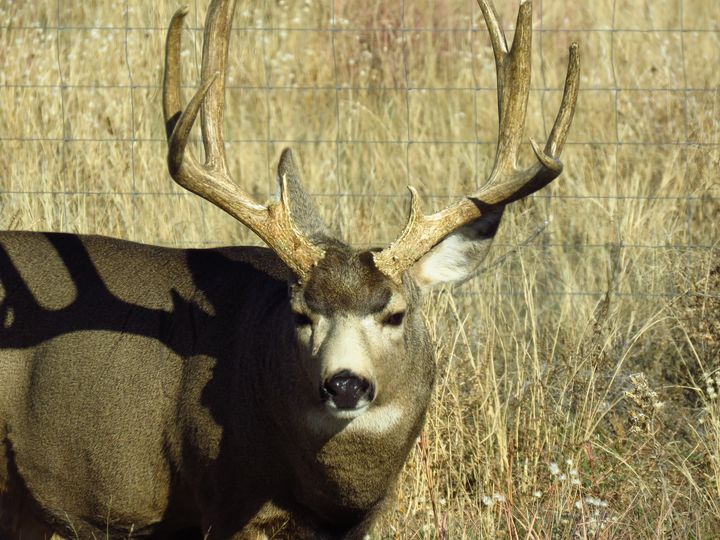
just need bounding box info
[0,0,578,538]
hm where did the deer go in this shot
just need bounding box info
[0,0,579,538]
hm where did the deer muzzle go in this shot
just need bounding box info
[321,370,376,411]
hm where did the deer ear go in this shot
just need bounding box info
[277,148,329,240]
[408,207,504,289]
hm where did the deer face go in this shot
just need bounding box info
[290,249,425,423]
[270,146,510,430]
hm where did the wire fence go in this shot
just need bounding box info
[0,0,718,300]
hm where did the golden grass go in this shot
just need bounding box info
[1,0,719,537]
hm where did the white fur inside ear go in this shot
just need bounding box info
[411,234,479,286]
[410,220,498,288]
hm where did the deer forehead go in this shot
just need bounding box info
[298,249,405,316]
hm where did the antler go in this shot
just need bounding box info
[373,0,580,282]
[163,1,325,281]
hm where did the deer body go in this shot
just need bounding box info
[0,232,433,538]
[0,0,579,537]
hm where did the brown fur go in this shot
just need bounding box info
[0,231,436,539]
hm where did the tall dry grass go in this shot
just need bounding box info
[1,0,719,537]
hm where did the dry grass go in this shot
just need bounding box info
[2,0,720,538]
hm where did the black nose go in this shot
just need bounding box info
[322,370,375,410]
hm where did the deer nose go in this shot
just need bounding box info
[321,370,375,410]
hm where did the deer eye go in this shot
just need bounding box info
[382,311,405,327]
[293,312,313,327]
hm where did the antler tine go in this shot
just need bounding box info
[480,0,533,175]
[199,0,233,173]
[373,0,580,282]
[162,1,325,281]
[546,42,580,158]
[163,3,232,175]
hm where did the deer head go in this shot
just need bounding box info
[163,0,579,424]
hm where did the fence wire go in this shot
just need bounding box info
[0,0,718,301]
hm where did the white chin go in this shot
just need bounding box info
[324,402,370,420]
[305,402,404,435]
